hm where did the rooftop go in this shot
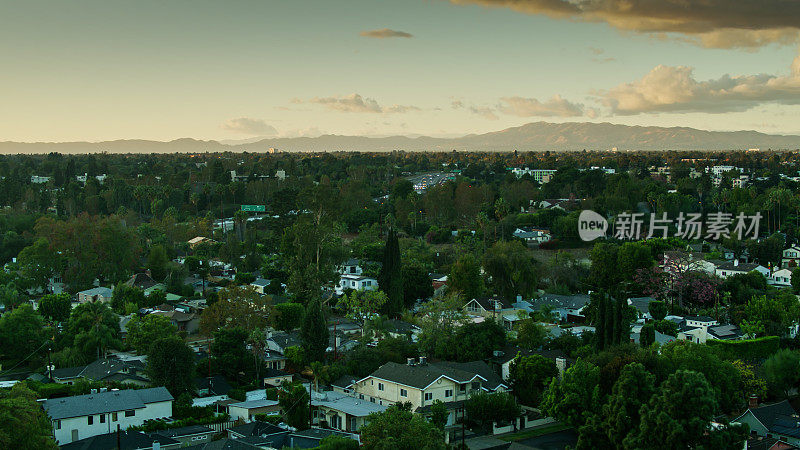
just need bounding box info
[43,387,173,420]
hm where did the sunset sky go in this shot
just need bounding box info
[2,0,800,142]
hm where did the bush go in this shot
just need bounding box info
[707,336,780,361]
[228,388,246,401]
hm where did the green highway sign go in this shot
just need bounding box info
[241,205,265,212]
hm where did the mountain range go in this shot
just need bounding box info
[2,122,799,154]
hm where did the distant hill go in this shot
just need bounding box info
[2,122,799,153]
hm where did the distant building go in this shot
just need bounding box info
[77,287,113,304]
[511,168,557,183]
[336,274,377,295]
[31,175,51,184]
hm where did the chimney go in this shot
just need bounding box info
[749,394,759,409]
[407,357,416,366]
[419,356,427,365]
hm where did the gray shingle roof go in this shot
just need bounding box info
[429,361,506,391]
[43,387,173,420]
[366,361,485,389]
[59,430,178,450]
[743,400,798,430]
[529,294,590,310]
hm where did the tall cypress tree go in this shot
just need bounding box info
[604,292,614,348]
[378,226,403,317]
[301,298,329,363]
[612,297,622,345]
[594,292,607,351]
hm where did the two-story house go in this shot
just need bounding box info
[782,245,800,269]
[335,274,377,295]
[43,387,173,445]
[76,287,113,304]
[351,359,506,426]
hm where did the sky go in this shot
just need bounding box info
[1,0,800,142]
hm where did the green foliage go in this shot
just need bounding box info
[126,314,178,354]
[509,354,558,406]
[378,227,403,316]
[0,303,46,361]
[516,320,548,350]
[706,336,780,361]
[483,240,538,301]
[271,302,305,331]
[448,253,484,300]
[148,244,169,281]
[301,298,329,363]
[541,358,601,428]
[762,349,800,398]
[278,380,310,430]
[339,289,387,326]
[38,293,72,323]
[401,263,434,307]
[0,384,58,449]
[360,403,446,450]
[653,319,678,336]
[211,327,252,381]
[465,391,521,431]
[146,336,195,397]
[64,301,121,360]
[648,301,667,321]
[741,293,798,337]
[601,363,656,447]
[430,400,448,430]
[111,283,146,313]
[316,436,360,450]
[639,323,655,348]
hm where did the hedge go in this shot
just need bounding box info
[707,336,780,361]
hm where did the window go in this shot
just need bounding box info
[88,415,93,425]
[55,420,61,430]
[459,384,466,392]
[370,397,375,403]
[378,383,384,391]
[445,389,453,398]
[424,393,433,401]
[400,388,407,397]
[125,410,135,417]
[112,412,118,422]
[471,382,480,390]
[100,414,105,424]
[359,394,364,400]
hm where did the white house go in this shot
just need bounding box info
[227,399,280,422]
[769,268,793,287]
[43,387,173,445]
[714,261,770,279]
[335,274,377,295]
[250,278,271,294]
[677,316,743,344]
[782,245,800,269]
[31,175,51,184]
[339,258,363,276]
[513,227,552,245]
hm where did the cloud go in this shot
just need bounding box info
[470,106,499,120]
[498,95,587,117]
[600,53,800,114]
[306,94,420,114]
[451,100,465,109]
[221,118,278,135]
[360,28,413,39]
[449,0,800,48]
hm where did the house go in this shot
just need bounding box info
[429,273,448,295]
[195,375,233,397]
[263,368,293,387]
[627,297,658,319]
[149,309,200,334]
[187,236,213,248]
[715,261,770,279]
[77,287,113,304]
[59,430,180,450]
[250,278,271,294]
[463,297,513,319]
[734,400,800,446]
[489,345,570,381]
[527,294,591,322]
[677,316,743,344]
[125,272,165,296]
[152,425,215,447]
[340,258,363,276]
[335,274,377,295]
[351,359,503,426]
[630,325,676,347]
[770,268,794,287]
[262,350,288,371]
[43,387,173,445]
[50,358,148,386]
[383,319,421,341]
[312,389,387,432]
[782,246,800,269]
[227,399,281,421]
[227,422,358,449]
[745,436,796,450]
[512,227,552,245]
[266,331,302,354]
[331,374,358,395]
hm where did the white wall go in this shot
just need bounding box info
[52,400,173,444]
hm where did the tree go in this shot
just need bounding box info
[146,336,195,397]
[0,303,46,361]
[509,354,558,406]
[430,400,448,430]
[639,323,655,348]
[16,238,59,293]
[448,253,484,300]
[111,283,146,313]
[147,244,169,281]
[616,241,654,282]
[602,363,655,447]
[282,213,345,303]
[763,349,800,398]
[38,293,71,323]
[0,384,58,449]
[301,298,329,363]
[516,319,548,350]
[317,436,359,450]
[339,289,387,327]
[465,391,522,432]
[483,240,538,301]
[402,263,434,308]
[199,286,270,335]
[126,314,178,355]
[0,283,22,310]
[360,403,446,450]
[588,243,620,290]
[210,327,252,381]
[627,370,748,449]
[378,226,403,316]
[648,300,667,321]
[279,380,310,430]
[271,302,305,331]
[541,358,601,428]
[64,301,121,360]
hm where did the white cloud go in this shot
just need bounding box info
[221,118,278,135]
[306,94,420,114]
[499,95,586,117]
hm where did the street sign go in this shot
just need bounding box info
[241,205,265,212]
